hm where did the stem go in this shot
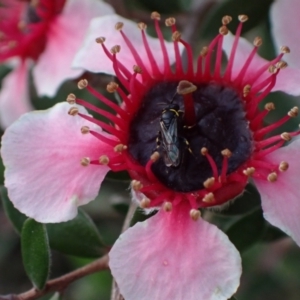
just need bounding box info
[3,255,109,300]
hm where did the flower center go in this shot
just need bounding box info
[128,81,253,192]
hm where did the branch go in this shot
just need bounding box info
[0,254,109,300]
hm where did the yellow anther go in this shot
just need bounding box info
[114,144,127,153]
[131,180,143,191]
[151,11,161,20]
[115,22,124,30]
[288,106,298,117]
[99,155,109,165]
[68,107,79,116]
[172,31,181,42]
[95,37,106,44]
[222,15,232,25]
[177,80,197,95]
[280,46,290,54]
[202,192,215,203]
[268,65,278,74]
[265,102,275,111]
[281,132,291,141]
[253,37,263,47]
[107,82,119,93]
[219,25,228,35]
[221,149,232,158]
[81,126,90,134]
[66,93,76,104]
[267,172,278,182]
[243,84,251,97]
[238,15,248,22]
[150,151,160,162]
[81,157,90,167]
[279,161,289,172]
[78,79,88,89]
[276,61,288,69]
[190,209,201,221]
[110,45,121,54]
[243,167,255,177]
[201,147,208,155]
[203,177,215,189]
[163,202,172,212]
[137,22,147,30]
[200,46,208,57]
[140,198,151,208]
[133,65,142,73]
[165,17,176,27]
[18,21,26,31]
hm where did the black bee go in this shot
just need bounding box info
[157,102,182,167]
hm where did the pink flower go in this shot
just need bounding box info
[2,12,300,299]
[0,0,114,127]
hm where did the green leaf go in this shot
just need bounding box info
[226,208,266,253]
[21,219,50,290]
[228,297,238,300]
[261,223,286,243]
[112,202,129,216]
[49,292,63,300]
[220,183,261,216]
[130,207,157,227]
[200,0,274,39]
[47,209,106,258]
[1,186,27,233]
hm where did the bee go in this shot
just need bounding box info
[157,101,182,167]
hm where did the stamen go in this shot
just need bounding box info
[222,15,232,25]
[243,167,255,177]
[243,84,251,97]
[203,177,215,189]
[133,65,142,74]
[140,197,151,208]
[68,107,79,116]
[163,201,173,212]
[99,155,109,165]
[95,37,106,44]
[110,45,121,54]
[267,172,278,182]
[220,148,232,182]
[238,14,249,22]
[78,79,88,89]
[81,157,90,167]
[114,144,128,153]
[165,18,176,27]
[132,180,143,191]
[66,93,76,104]
[151,11,161,20]
[177,80,197,127]
[288,107,298,117]
[106,82,119,93]
[150,151,160,162]
[201,147,218,179]
[81,126,90,134]
[190,209,201,221]
[279,161,289,172]
[281,132,292,141]
[202,192,215,203]
[280,46,290,53]
[276,61,288,69]
[115,22,124,30]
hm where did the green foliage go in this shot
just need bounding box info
[1,186,27,233]
[21,219,50,290]
[200,0,274,39]
[226,208,266,253]
[47,209,107,258]
[130,0,192,13]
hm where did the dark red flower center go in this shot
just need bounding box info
[128,81,252,192]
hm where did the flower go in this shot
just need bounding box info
[2,12,300,300]
[0,0,114,127]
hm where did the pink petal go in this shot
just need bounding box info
[270,0,300,69]
[223,33,300,96]
[0,60,33,128]
[254,138,300,246]
[33,0,115,97]
[1,102,115,223]
[109,203,241,300]
[73,14,181,75]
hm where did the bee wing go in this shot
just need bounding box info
[160,119,180,167]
